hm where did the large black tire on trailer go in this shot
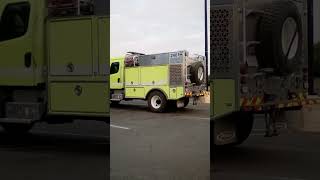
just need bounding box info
[1,123,33,134]
[256,1,303,75]
[190,62,205,85]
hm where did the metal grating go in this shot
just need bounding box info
[170,64,183,86]
[210,7,233,78]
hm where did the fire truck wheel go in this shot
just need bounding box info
[1,123,33,134]
[184,98,190,107]
[110,101,120,106]
[233,112,254,146]
[190,62,205,85]
[167,100,177,111]
[147,91,167,113]
[256,1,303,74]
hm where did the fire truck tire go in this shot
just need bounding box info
[233,112,254,146]
[167,100,177,111]
[184,98,190,107]
[110,101,120,106]
[190,62,205,85]
[256,1,303,74]
[1,123,33,134]
[147,91,167,113]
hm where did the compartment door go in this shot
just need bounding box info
[125,67,140,86]
[49,82,108,114]
[140,65,168,86]
[48,19,93,76]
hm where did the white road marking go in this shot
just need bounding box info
[110,124,131,130]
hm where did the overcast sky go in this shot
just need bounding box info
[110,0,206,57]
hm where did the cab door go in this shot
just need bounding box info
[110,59,124,89]
[0,0,35,86]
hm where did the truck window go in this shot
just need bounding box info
[0,2,30,42]
[110,62,120,74]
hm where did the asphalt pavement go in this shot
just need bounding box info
[212,116,320,180]
[3,100,318,180]
[110,100,210,180]
[0,120,109,180]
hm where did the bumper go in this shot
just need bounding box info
[185,84,207,97]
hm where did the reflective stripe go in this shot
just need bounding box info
[255,97,262,106]
[240,98,245,106]
[241,96,264,107]
[245,99,252,106]
[251,97,257,106]
[111,83,123,86]
[125,80,167,86]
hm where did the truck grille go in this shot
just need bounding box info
[211,7,233,78]
[170,64,183,86]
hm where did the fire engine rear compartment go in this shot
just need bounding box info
[211,0,319,146]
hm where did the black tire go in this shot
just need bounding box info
[214,112,254,147]
[110,101,120,106]
[147,91,167,113]
[232,112,254,146]
[184,98,190,107]
[167,100,177,111]
[190,62,205,85]
[1,123,33,134]
[256,1,303,74]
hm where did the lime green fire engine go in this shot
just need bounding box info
[110,51,207,112]
[0,0,109,133]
